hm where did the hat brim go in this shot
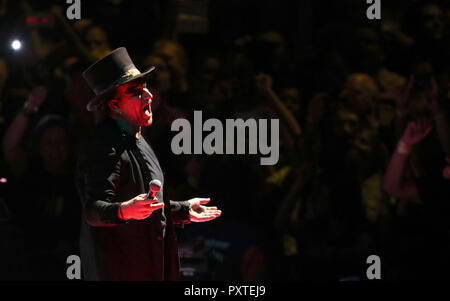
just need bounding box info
[86,66,156,112]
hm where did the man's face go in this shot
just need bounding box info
[84,26,110,60]
[340,74,378,116]
[334,109,359,141]
[39,126,70,173]
[111,81,153,126]
[421,4,444,40]
[378,101,395,127]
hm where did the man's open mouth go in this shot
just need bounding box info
[143,104,152,117]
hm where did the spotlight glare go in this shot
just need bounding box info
[11,40,22,51]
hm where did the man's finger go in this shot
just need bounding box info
[195,216,218,222]
[135,194,148,200]
[199,198,211,205]
[202,206,217,210]
[141,198,159,205]
[198,213,217,219]
[149,203,164,209]
[192,211,221,222]
[204,208,221,214]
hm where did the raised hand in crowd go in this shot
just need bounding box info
[401,118,433,147]
[254,73,273,97]
[2,86,48,177]
[395,75,414,119]
[212,80,233,104]
[24,86,47,114]
[424,77,440,113]
[255,73,301,138]
[393,75,415,139]
[383,119,432,201]
[424,77,450,156]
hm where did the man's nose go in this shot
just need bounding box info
[143,88,153,101]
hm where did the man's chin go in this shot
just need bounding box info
[143,117,153,126]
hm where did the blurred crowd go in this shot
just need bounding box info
[0,0,449,280]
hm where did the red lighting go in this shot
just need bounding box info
[27,16,38,24]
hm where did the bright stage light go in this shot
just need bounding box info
[11,40,22,51]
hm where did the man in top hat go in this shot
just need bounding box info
[76,47,221,281]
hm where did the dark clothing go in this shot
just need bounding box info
[18,170,80,242]
[76,118,191,281]
[7,167,80,280]
[416,175,450,231]
[415,175,450,277]
[389,175,450,280]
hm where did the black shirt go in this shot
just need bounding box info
[76,118,190,280]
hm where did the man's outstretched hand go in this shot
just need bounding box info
[187,198,222,222]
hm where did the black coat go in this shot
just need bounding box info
[76,118,190,281]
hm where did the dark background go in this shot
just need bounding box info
[0,0,449,280]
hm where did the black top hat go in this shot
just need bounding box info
[82,47,155,112]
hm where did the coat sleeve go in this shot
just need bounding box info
[169,200,191,225]
[77,143,127,227]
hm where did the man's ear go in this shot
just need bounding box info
[108,99,120,111]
